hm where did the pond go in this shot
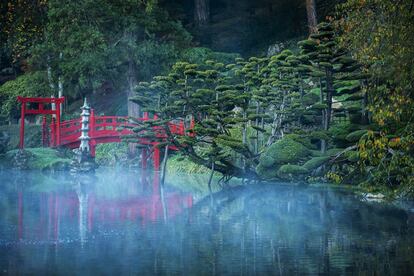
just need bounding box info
[0,169,413,275]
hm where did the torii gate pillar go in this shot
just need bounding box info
[17,97,65,149]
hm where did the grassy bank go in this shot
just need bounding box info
[5,148,72,171]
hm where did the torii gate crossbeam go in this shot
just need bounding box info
[17,96,65,149]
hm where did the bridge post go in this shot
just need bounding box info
[90,109,96,157]
[179,120,185,136]
[143,112,149,120]
[153,145,160,171]
[51,117,56,147]
[42,115,47,147]
[152,113,160,171]
[189,116,195,137]
[56,101,61,146]
[142,148,147,169]
[19,99,26,149]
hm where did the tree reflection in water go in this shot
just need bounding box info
[0,170,413,275]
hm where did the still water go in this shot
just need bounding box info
[0,169,413,275]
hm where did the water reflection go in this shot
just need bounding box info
[3,169,193,244]
[0,170,413,275]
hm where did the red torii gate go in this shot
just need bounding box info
[17,96,65,149]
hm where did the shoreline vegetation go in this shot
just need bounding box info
[1,1,413,200]
[0,146,396,202]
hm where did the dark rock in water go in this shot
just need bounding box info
[70,149,98,174]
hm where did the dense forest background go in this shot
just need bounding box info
[1,0,413,197]
[0,0,341,109]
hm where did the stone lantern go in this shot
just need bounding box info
[71,98,96,173]
[79,98,91,154]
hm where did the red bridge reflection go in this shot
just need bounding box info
[17,172,193,241]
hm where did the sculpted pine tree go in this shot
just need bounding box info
[130,59,258,181]
[262,50,304,145]
[298,22,364,153]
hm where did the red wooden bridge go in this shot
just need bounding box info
[49,110,192,170]
[18,97,193,170]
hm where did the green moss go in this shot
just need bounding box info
[258,155,275,168]
[265,137,310,164]
[167,154,211,174]
[256,163,279,180]
[95,142,128,166]
[302,156,330,171]
[6,148,72,171]
[256,137,311,180]
[277,164,309,180]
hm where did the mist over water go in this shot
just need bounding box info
[0,169,413,275]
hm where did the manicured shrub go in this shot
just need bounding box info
[256,137,311,180]
[263,137,310,165]
[302,156,330,171]
[277,164,309,180]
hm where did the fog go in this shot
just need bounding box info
[0,169,413,275]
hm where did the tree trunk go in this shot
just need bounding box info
[321,68,334,154]
[306,0,318,34]
[127,59,140,155]
[194,0,210,26]
[58,53,63,116]
[255,102,260,154]
[207,161,215,207]
[325,68,333,131]
[161,145,169,188]
[319,77,327,153]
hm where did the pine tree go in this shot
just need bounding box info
[298,22,365,153]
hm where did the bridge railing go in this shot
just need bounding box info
[91,115,131,138]
[50,118,81,147]
[50,111,192,147]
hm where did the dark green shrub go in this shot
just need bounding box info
[277,164,309,180]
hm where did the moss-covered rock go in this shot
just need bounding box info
[277,164,309,180]
[264,137,310,165]
[256,137,311,180]
[302,156,330,171]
